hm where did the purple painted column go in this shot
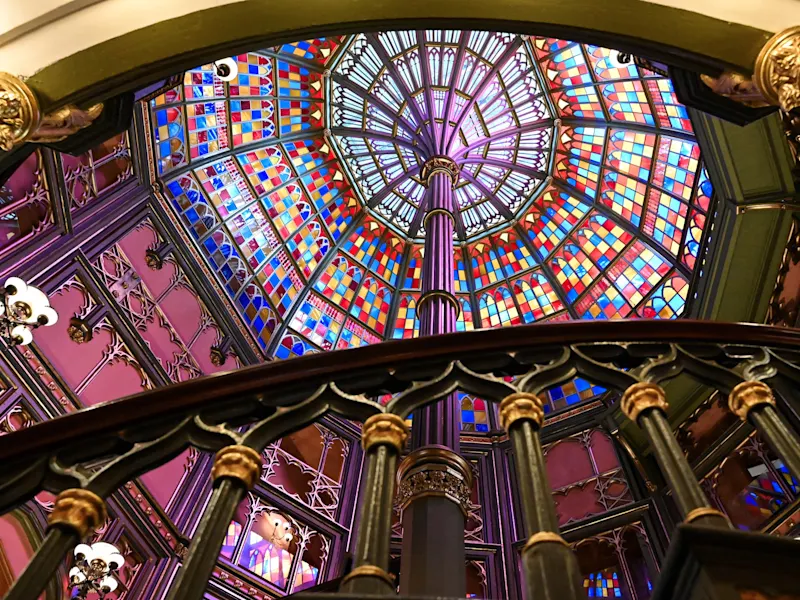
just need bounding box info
[399,157,470,597]
[413,158,461,450]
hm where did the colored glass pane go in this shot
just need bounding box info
[460,393,489,432]
[393,294,419,339]
[514,272,563,323]
[152,31,710,363]
[584,570,622,598]
[478,286,520,328]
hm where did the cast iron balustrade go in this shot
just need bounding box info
[1,320,800,600]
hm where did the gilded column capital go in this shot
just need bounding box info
[621,382,668,423]
[396,445,473,516]
[421,156,459,188]
[754,26,800,113]
[499,392,545,430]
[47,489,107,538]
[728,381,776,421]
[211,445,263,489]
[361,414,409,453]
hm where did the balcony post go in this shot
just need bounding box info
[621,383,731,528]
[4,489,106,600]
[728,381,800,478]
[166,445,262,600]
[500,393,584,600]
[341,414,408,595]
[399,156,470,596]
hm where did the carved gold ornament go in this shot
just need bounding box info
[700,72,771,108]
[754,27,800,112]
[209,346,227,367]
[0,72,104,152]
[211,445,263,489]
[48,489,107,538]
[340,565,395,588]
[421,156,460,187]
[728,381,776,421]
[68,318,93,344]
[499,392,545,430]
[522,531,570,553]
[361,414,409,453]
[621,382,668,423]
[396,446,473,516]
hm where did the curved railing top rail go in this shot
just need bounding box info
[2,320,799,462]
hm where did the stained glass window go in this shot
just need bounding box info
[584,570,622,598]
[152,31,712,367]
[460,393,490,432]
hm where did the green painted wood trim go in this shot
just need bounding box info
[25,0,771,110]
[617,109,797,453]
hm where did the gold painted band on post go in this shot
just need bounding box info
[395,445,473,516]
[340,565,395,588]
[423,207,456,227]
[621,382,668,423]
[684,507,729,524]
[47,489,107,538]
[211,445,263,490]
[522,531,570,553]
[417,289,461,318]
[728,381,776,421]
[361,413,409,453]
[499,392,545,430]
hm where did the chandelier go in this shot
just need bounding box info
[0,277,58,345]
[69,542,124,598]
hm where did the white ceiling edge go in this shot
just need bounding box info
[0,0,796,80]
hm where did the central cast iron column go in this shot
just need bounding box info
[413,156,461,448]
[399,156,470,596]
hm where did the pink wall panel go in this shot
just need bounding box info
[159,285,203,343]
[139,450,194,510]
[80,357,150,406]
[0,515,35,581]
[34,285,110,392]
[546,439,594,489]
[589,430,620,473]
[117,225,174,298]
[553,485,604,526]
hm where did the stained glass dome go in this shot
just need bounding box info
[147,31,712,363]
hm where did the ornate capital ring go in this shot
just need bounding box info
[48,489,107,538]
[728,381,776,421]
[684,507,729,525]
[621,382,668,423]
[417,289,461,318]
[421,156,459,188]
[396,445,473,516]
[211,445,263,489]
[499,392,545,431]
[361,414,409,453]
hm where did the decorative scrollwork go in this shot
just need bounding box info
[754,26,800,113]
[0,71,103,151]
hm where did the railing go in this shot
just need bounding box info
[1,320,800,600]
